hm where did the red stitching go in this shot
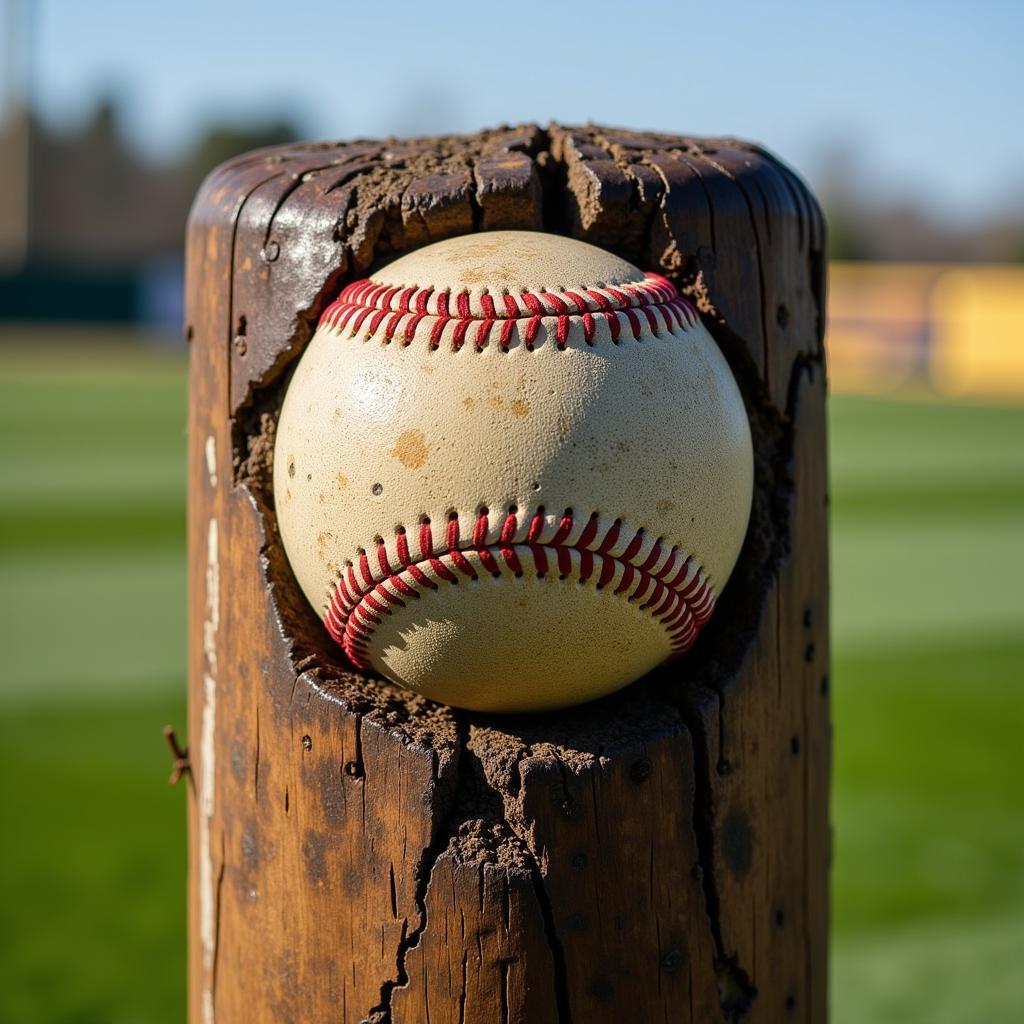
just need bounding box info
[556,316,569,346]
[605,310,622,342]
[582,312,596,343]
[499,319,515,350]
[521,292,544,316]
[563,289,588,312]
[319,271,699,350]
[323,509,715,672]
[543,292,569,315]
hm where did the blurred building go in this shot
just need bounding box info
[828,263,1024,400]
[0,101,187,327]
[0,80,297,331]
[0,103,29,273]
[1,0,30,273]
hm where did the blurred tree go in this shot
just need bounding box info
[4,95,301,272]
[815,141,1024,264]
[0,95,302,320]
[185,119,302,191]
[3,91,1022,319]
[825,204,873,262]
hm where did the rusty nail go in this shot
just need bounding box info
[660,948,684,974]
[164,725,192,786]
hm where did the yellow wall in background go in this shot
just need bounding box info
[826,263,1024,400]
[931,269,1024,399]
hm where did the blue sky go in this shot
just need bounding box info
[9,0,1024,223]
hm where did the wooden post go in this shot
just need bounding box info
[185,124,828,1024]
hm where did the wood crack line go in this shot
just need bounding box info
[365,719,466,1023]
[680,702,757,1021]
[526,851,574,1023]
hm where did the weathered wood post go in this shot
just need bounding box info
[185,125,828,1023]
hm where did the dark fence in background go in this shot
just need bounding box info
[0,258,184,333]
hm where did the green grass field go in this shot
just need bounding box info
[1,337,1021,1023]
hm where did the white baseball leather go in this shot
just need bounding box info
[274,231,753,712]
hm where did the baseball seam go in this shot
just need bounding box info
[319,272,699,351]
[323,508,716,672]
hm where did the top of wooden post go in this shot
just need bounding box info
[188,123,824,416]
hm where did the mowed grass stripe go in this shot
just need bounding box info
[833,514,1024,653]
[0,694,187,1024]
[1,341,188,555]
[0,548,186,699]
[830,395,1024,490]
[833,635,1024,932]
[831,477,1024,522]
[0,502,185,551]
[832,912,1024,1024]
[4,455,184,508]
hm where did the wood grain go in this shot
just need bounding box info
[185,123,829,1023]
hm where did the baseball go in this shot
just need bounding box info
[274,231,753,712]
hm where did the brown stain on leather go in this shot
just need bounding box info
[336,473,348,489]
[457,265,518,285]
[392,429,429,469]
[445,238,528,285]
[510,399,530,418]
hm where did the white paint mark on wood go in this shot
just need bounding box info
[202,989,215,1024]
[200,517,219,1021]
[205,435,218,488]
[203,518,219,678]
[199,671,217,960]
